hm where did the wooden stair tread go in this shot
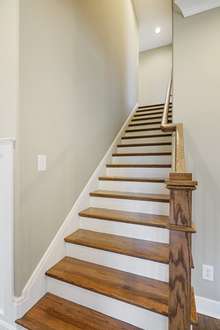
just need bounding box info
[106,164,171,168]
[46,257,169,316]
[112,152,172,157]
[129,121,172,127]
[65,229,169,264]
[90,190,170,203]
[137,103,172,111]
[131,115,172,122]
[79,207,169,228]
[136,108,172,113]
[122,133,172,139]
[125,128,163,133]
[99,176,166,182]
[117,142,172,148]
[129,121,161,127]
[16,293,140,330]
[134,110,172,117]
[138,103,167,109]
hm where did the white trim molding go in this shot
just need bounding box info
[14,104,138,319]
[196,296,220,320]
[0,139,16,329]
[175,0,220,17]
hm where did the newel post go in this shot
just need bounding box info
[166,173,197,330]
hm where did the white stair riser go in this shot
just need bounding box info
[79,217,169,242]
[66,244,169,280]
[99,180,168,194]
[47,278,168,330]
[89,197,169,215]
[117,146,172,153]
[120,136,172,144]
[106,167,170,177]
[112,155,171,164]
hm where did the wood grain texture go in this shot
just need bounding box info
[169,230,192,329]
[193,314,220,330]
[129,121,161,127]
[117,142,172,148]
[99,176,166,183]
[137,105,172,113]
[106,164,171,168]
[125,127,163,133]
[122,133,172,140]
[79,207,169,228]
[167,176,197,330]
[16,293,141,330]
[46,257,169,316]
[129,121,172,127]
[112,152,172,157]
[65,229,169,263]
[131,115,172,122]
[138,103,166,109]
[90,190,170,203]
[134,110,172,117]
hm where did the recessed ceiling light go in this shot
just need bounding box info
[155,27,161,34]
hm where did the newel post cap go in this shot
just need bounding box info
[166,172,198,190]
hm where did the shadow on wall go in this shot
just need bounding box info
[185,130,220,301]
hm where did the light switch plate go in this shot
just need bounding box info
[203,265,214,281]
[38,155,47,171]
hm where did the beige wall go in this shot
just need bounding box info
[174,8,220,301]
[15,0,138,295]
[139,45,172,106]
[0,0,19,138]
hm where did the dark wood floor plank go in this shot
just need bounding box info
[46,257,169,316]
[65,229,169,264]
[79,207,169,228]
[16,293,140,330]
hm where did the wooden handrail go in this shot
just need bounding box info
[161,74,186,173]
[161,73,198,330]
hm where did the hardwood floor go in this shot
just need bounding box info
[194,314,220,330]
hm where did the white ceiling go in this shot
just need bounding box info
[133,0,172,52]
[175,0,220,17]
[133,0,220,53]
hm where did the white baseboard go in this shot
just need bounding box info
[196,296,220,319]
[14,103,138,319]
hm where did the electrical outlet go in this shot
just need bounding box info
[203,265,214,281]
[37,155,47,171]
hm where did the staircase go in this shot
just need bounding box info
[16,102,198,329]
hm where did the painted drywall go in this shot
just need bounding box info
[139,45,172,106]
[0,0,19,138]
[15,0,138,295]
[173,8,220,301]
